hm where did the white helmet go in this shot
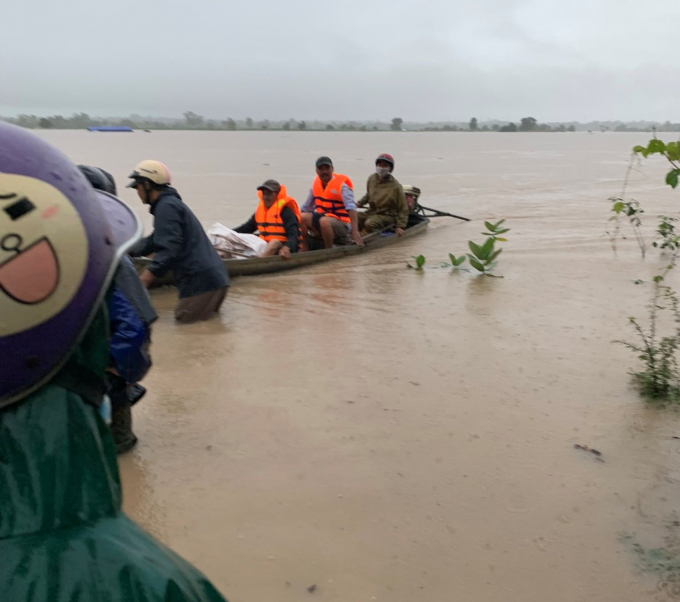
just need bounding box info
[127,160,172,188]
[403,185,421,199]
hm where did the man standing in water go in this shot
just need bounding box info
[127,160,230,323]
[357,153,409,236]
[300,156,364,249]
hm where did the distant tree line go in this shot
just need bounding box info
[419,117,574,132]
[2,111,678,133]
[496,117,576,132]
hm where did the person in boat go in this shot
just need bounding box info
[0,122,228,602]
[79,165,157,454]
[403,185,421,212]
[300,156,363,249]
[357,153,409,236]
[126,160,230,323]
[403,184,428,227]
[233,179,301,259]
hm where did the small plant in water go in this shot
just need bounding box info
[467,219,510,275]
[407,254,426,270]
[608,197,646,258]
[448,253,466,269]
[653,215,680,252]
[467,237,502,275]
[616,283,680,401]
[407,219,509,275]
[482,219,510,242]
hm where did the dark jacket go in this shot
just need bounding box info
[128,188,230,298]
[358,173,409,229]
[115,256,158,327]
[234,206,300,252]
[108,287,151,385]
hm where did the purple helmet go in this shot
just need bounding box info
[0,122,141,407]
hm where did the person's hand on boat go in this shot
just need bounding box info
[279,246,292,260]
[396,227,405,237]
[139,269,156,288]
[351,229,365,246]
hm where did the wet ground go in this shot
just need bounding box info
[43,130,680,601]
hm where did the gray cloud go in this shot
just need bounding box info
[2,0,679,121]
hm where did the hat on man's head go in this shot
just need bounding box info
[257,179,281,193]
[315,156,333,168]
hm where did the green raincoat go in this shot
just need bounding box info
[0,307,228,602]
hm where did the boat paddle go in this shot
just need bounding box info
[415,203,471,222]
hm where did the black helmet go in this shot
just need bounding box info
[78,165,117,195]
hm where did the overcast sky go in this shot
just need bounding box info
[2,0,678,122]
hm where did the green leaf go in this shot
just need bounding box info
[415,254,425,268]
[612,201,625,213]
[633,145,646,154]
[488,248,503,262]
[494,237,508,242]
[666,169,680,189]
[666,142,680,161]
[653,275,664,283]
[468,241,483,258]
[493,219,506,228]
[495,228,510,234]
[484,221,495,231]
[647,139,666,155]
[452,255,466,266]
[467,255,486,272]
[479,236,495,259]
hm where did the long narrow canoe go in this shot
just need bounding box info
[133,218,429,285]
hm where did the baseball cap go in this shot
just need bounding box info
[315,156,333,168]
[257,179,281,193]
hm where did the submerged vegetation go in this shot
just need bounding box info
[615,137,680,402]
[620,519,680,596]
[608,198,646,258]
[407,219,509,276]
[616,284,680,401]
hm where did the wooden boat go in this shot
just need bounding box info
[133,218,429,285]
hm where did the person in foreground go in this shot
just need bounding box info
[79,164,157,454]
[127,160,230,323]
[300,156,363,249]
[0,122,228,601]
[357,153,409,236]
[233,179,301,258]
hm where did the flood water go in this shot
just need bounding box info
[39,130,680,601]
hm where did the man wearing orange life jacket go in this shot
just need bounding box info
[300,156,364,249]
[233,179,301,259]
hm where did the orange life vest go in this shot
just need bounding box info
[312,174,353,223]
[254,186,302,244]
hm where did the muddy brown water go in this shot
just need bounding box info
[39,130,680,601]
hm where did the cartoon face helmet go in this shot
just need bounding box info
[0,122,141,408]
